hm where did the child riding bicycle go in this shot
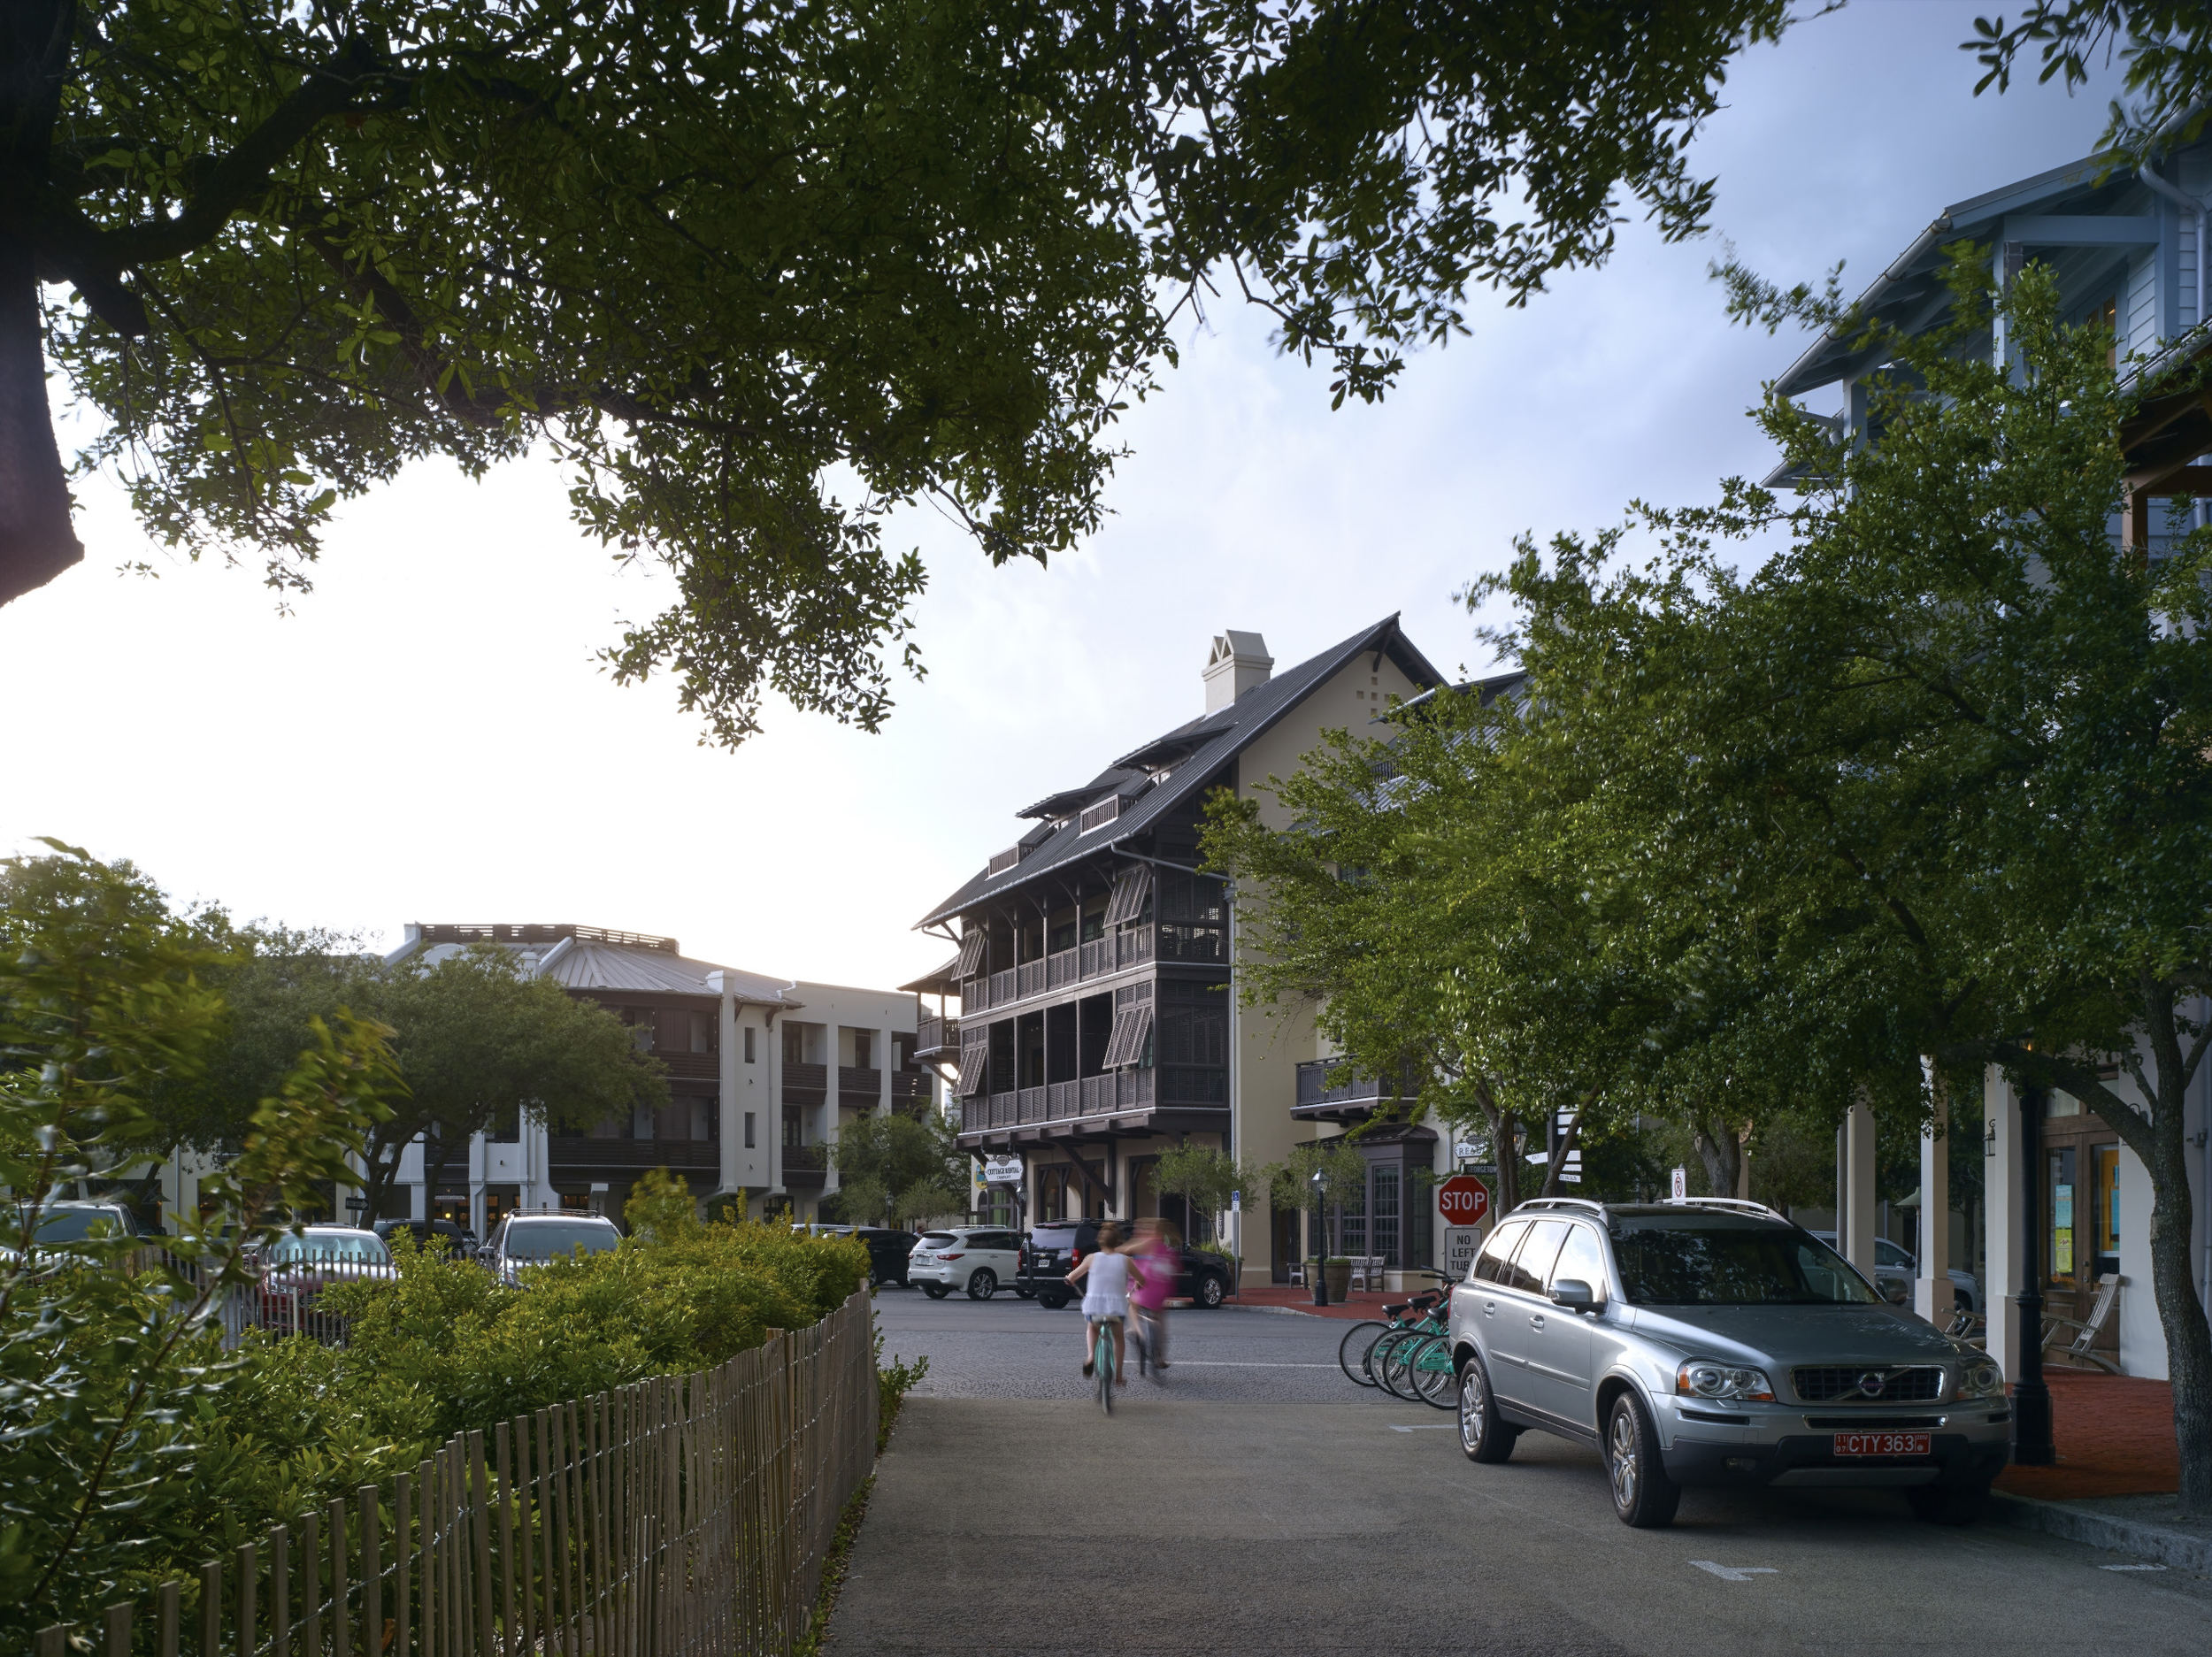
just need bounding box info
[1064,1221,1146,1383]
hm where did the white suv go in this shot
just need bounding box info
[483,1212,622,1285]
[909,1227,1020,1300]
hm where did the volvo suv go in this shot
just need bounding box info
[1448,1198,2011,1529]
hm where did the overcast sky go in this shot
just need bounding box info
[3,2,2118,991]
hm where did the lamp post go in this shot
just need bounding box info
[2012,1085,2055,1463]
[1310,1168,1330,1308]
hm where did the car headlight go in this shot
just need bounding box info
[1676,1360,1775,1403]
[1955,1359,2006,1399]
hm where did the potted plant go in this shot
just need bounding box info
[1324,1255,1353,1301]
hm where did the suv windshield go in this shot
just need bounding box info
[505,1222,618,1260]
[34,1208,132,1242]
[1612,1217,1881,1307]
[918,1232,958,1248]
[265,1233,391,1267]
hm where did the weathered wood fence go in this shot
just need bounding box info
[32,1290,877,1657]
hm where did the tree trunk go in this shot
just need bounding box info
[0,0,83,605]
[2144,1128,2212,1514]
[1692,1112,1741,1200]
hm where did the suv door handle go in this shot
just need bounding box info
[1482,1300,1495,1316]
[1529,1314,1545,1331]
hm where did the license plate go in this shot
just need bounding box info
[1832,1431,1930,1457]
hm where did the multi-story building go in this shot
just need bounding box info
[915,619,1445,1286]
[1769,137,2212,1379]
[143,923,928,1234]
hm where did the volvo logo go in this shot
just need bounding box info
[1857,1370,1888,1397]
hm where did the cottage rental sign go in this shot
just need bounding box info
[982,1155,1024,1185]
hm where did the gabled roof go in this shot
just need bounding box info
[914,615,1441,929]
[388,925,795,1005]
[1773,148,2149,399]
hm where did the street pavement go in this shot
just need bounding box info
[830,1289,2212,1656]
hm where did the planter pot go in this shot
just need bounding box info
[1324,1258,1352,1300]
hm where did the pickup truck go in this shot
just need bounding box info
[1018,1219,1233,1310]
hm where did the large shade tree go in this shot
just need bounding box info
[0,0,1801,739]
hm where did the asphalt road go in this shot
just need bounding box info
[830,1291,2212,1657]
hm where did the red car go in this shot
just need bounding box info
[257,1225,396,1336]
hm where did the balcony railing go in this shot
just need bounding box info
[782,1143,827,1170]
[916,1015,958,1058]
[782,1062,828,1096]
[837,1065,882,1103]
[964,925,1156,1014]
[654,1052,719,1082]
[548,1137,718,1170]
[960,1066,1231,1132]
[1294,1060,1393,1114]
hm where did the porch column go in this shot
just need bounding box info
[821,1024,841,1203]
[1984,1067,2023,1380]
[879,1024,894,1117]
[710,972,741,1204]
[1915,1082,1950,1323]
[1839,1101,1878,1275]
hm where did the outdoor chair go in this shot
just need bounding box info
[2041,1273,2124,1374]
[1349,1254,1386,1291]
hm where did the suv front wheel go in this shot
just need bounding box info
[1456,1353,1517,1464]
[1606,1393,1681,1529]
[1196,1272,1226,1308]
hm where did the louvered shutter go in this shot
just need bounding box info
[957,1044,989,1096]
[1102,1006,1154,1069]
[955,928,987,978]
[1102,865,1151,927]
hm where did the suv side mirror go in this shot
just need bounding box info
[1549,1278,1596,1313]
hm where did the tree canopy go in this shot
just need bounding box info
[0,0,1799,739]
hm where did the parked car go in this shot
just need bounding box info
[482,1212,623,1285]
[1809,1231,1980,1312]
[852,1227,919,1287]
[373,1217,480,1260]
[1,1199,143,1266]
[258,1225,396,1333]
[1017,1219,1233,1310]
[908,1227,1022,1300]
[1448,1198,2010,1529]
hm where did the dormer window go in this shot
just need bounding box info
[1079,795,1121,833]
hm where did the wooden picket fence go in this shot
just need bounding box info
[33,1290,878,1657]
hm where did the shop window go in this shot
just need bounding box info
[2048,1146,2078,1286]
[2093,1142,2121,1275]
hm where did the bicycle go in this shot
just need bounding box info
[1338,1271,1451,1388]
[1093,1316,1118,1415]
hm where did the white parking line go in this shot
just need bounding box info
[2100,1563,2168,1572]
[1689,1561,1778,1581]
[1164,1361,1338,1368]
[1386,1424,1455,1432]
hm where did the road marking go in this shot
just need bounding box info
[1689,1561,1778,1582]
[1164,1361,1337,1368]
[2101,1563,2168,1572]
[1386,1424,1455,1432]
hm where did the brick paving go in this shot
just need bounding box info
[1227,1283,1412,1320]
[1996,1367,2180,1500]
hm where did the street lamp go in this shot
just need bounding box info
[1310,1168,1330,1308]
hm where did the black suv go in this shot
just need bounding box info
[852,1227,920,1287]
[1018,1219,1233,1310]
[373,1218,479,1260]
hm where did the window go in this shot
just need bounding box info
[1371,1163,1400,1267]
[1103,865,1151,927]
[1472,1220,1528,1284]
[1876,1238,1914,1270]
[744,1112,757,1149]
[853,1030,873,1069]
[688,1010,714,1054]
[1502,1219,1568,1294]
[1611,1217,1882,1306]
[1549,1225,1609,1308]
[743,1026,757,1064]
[2093,1143,2121,1270]
[2049,1146,2078,1285]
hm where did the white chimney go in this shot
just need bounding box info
[1202,630,1273,713]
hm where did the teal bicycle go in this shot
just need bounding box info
[1091,1316,1119,1415]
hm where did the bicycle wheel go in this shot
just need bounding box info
[1337,1320,1388,1387]
[1375,1330,1417,1399]
[1097,1325,1114,1415]
[1412,1337,1459,1409]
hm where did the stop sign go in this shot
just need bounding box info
[1438,1174,1490,1226]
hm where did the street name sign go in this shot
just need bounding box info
[1437,1174,1490,1227]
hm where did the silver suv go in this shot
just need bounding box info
[482,1212,622,1285]
[1448,1198,2011,1529]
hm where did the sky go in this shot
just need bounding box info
[1,2,2122,991]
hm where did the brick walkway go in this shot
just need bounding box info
[1996,1368,2180,1500]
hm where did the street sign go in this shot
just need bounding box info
[343,1194,366,1214]
[1671,1166,1687,1201]
[1453,1139,1484,1161]
[982,1155,1023,1185]
[1444,1225,1483,1279]
[1437,1174,1491,1227]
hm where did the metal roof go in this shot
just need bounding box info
[914,614,1442,929]
[389,927,795,1005]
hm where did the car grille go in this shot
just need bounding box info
[1793,1365,1945,1403]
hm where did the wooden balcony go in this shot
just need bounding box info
[837,1066,881,1105]
[1293,1061,1393,1120]
[961,925,1159,1015]
[654,1051,719,1082]
[782,1143,827,1188]
[915,1015,959,1060]
[782,1062,827,1100]
[548,1137,718,1170]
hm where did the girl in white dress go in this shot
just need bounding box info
[1064,1222,1146,1383]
